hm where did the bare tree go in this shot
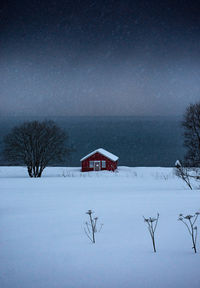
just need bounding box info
[178,212,200,253]
[143,213,159,253]
[182,102,200,167]
[3,121,72,177]
[175,102,200,188]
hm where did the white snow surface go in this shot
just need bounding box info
[0,166,200,288]
[175,160,181,166]
[80,148,119,161]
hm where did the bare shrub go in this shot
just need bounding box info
[175,163,193,190]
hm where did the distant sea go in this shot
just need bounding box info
[0,116,185,167]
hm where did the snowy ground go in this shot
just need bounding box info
[0,166,200,288]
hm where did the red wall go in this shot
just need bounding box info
[81,152,118,172]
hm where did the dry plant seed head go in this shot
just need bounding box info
[178,212,199,253]
[184,215,193,220]
[86,210,93,215]
[150,218,156,222]
[143,213,159,253]
[84,210,103,244]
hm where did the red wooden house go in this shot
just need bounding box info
[80,148,119,172]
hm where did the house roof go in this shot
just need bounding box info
[80,148,119,162]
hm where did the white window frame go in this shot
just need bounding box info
[102,160,106,168]
[89,161,94,168]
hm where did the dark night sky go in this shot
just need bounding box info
[1,0,200,117]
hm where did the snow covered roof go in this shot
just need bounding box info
[80,148,119,162]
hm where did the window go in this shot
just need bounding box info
[102,161,106,168]
[89,161,94,168]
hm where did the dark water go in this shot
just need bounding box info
[0,116,185,167]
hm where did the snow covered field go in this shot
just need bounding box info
[0,166,200,288]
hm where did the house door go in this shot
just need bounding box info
[94,161,101,171]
